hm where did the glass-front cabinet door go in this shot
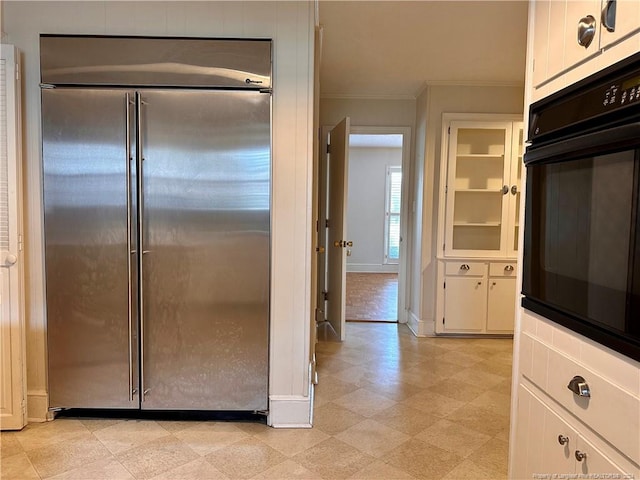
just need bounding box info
[444,121,515,257]
[507,123,524,258]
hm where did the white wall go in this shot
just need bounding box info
[409,84,525,336]
[346,146,402,272]
[3,0,315,427]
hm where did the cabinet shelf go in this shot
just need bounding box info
[454,222,501,227]
[455,188,503,194]
[456,154,504,159]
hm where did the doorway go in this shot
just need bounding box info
[345,132,403,323]
[318,125,411,337]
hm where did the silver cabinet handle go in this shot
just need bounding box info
[136,92,146,402]
[575,451,587,462]
[504,265,515,272]
[460,264,470,271]
[501,185,509,195]
[511,185,518,195]
[602,0,616,32]
[558,435,569,445]
[567,375,591,397]
[578,15,596,48]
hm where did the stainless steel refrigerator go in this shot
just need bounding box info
[41,36,271,411]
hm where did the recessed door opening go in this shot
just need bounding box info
[345,133,403,323]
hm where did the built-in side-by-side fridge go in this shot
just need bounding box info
[41,35,271,411]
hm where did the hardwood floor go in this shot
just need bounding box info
[345,272,398,322]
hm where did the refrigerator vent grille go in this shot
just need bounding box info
[0,59,10,251]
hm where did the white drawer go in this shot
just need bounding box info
[528,339,640,465]
[489,262,517,277]
[445,261,485,276]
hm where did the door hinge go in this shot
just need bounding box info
[15,62,20,81]
[325,219,330,228]
[445,185,448,194]
[448,126,451,135]
[322,290,329,301]
[443,243,445,251]
[326,143,331,154]
[444,281,446,289]
[316,220,319,232]
[443,317,445,324]
[18,234,23,251]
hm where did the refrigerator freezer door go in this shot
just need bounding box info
[139,90,270,410]
[43,89,139,409]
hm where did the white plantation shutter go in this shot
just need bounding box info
[0,59,9,251]
[0,45,26,431]
[385,166,402,263]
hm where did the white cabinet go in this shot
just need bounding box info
[600,0,640,49]
[533,0,640,87]
[487,278,516,332]
[442,117,522,258]
[513,385,631,480]
[443,262,486,333]
[435,114,522,335]
[563,0,602,72]
[438,259,517,334]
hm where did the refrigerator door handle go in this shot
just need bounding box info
[136,91,146,402]
[125,92,134,402]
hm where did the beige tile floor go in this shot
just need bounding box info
[1,323,513,479]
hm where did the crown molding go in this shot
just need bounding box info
[320,93,417,101]
[413,79,525,97]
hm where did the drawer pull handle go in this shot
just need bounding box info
[567,375,591,398]
[557,435,569,446]
[460,264,470,271]
[575,450,587,462]
[504,265,514,272]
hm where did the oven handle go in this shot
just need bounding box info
[524,122,640,166]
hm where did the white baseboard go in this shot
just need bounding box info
[268,394,312,428]
[346,264,399,273]
[27,390,51,423]
[407,311,436,337]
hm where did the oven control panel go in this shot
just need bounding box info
[529,55,640,141]
[604,77,640,107]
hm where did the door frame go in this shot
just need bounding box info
[318,125,412,327]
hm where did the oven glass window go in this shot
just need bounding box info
[525,150,636,333]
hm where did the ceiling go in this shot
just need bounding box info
[318,1,529,98]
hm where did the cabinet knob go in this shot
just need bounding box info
[501,185,509,195]
[557,435,569,446]
[504,265,514,272]
[510,185,518,195]
[460,264,470,271]
[575,450,587,462]
[477,282,482,286]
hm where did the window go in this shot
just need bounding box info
[384,166,402,264]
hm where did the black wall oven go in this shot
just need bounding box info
[523,53,640,363]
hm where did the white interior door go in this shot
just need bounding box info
[326,118,350,341]
[0,45,26,430]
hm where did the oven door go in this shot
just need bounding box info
[522,122,640,361]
